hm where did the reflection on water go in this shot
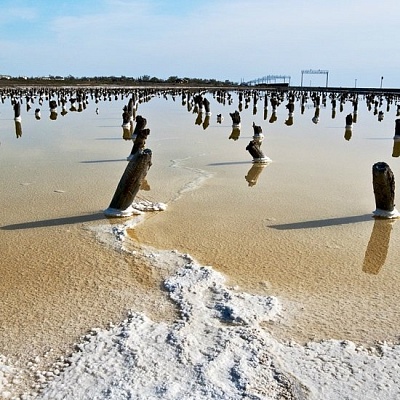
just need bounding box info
[14,120,22,138]
[363,219,395,274]
[245,163,267,186]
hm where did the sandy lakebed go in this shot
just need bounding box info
[1,86,400,399]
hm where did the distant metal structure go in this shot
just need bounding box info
[301,69,329,87]
[244,75,291,86]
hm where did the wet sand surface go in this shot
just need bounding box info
[0,99,178,373]
[131,95,400,346]
[1,90,400,376]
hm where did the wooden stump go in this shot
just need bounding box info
[13,102,21,121]
[128,116,149,158]
[230,110,241,126]
[14,120,22,138]
[203,98,211,114]
[246,140,270,163]
[252,122,264,143]
[372,162,400,218]
[104,149,152,217]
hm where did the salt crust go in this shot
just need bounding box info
[2,212,400,399]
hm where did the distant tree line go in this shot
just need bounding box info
[0,74,238,87]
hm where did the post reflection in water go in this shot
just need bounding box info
[344,113,353,141]
[229,126,241,141]
[269,111,277,123]
[202,115,210,130]
[14,120,22,138]
[392,137,400,157]
[245,163,267,187]
[312,107,320,124]
[363,219,395,275]
[195,112,203,126]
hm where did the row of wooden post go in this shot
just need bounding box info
[103,107,400,219]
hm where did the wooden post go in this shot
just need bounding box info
[104,149,152,217]
[13,102,21,121]
[344,113,353,141]
[372,162,400,218]
[14,120,22,138]
[127,116,149,159]
[49,100,58,120]
[252,122,264,143]
[203,98,211,115]
[246,140,271,163]
[229,110,241,126]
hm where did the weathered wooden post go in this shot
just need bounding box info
[14,120,22,138]
[246,140,270,163]
[230,110,241,127]
[344,113,353,141]
[194,94,204,113]
[372,162,400,218]
[127,115,150,160]
[331,98,337,119]
[252,122,264,144]
[49,100,58,120]
[104,149,153,217]
[203,97,211,116]
[13,102,21,122]
[122,106,132,140]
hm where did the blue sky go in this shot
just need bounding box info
[1,0,399,88]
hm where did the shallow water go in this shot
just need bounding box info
[1,89,400,369]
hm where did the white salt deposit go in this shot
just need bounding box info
[1,219,400,399]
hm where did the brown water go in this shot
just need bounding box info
[1,90,400,374]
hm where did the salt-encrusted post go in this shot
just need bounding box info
[344,113,353,141]
[13,102,21,121]
[203,98,211,116]
[252,122,264,144]
[49,100,58,120]
[372,162,400,218]
[127,116,148,159]
[246,140,270,163]
[230,110,241,127]
[104,149,152,217]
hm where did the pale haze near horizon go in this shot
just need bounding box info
[0,0,398,88]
